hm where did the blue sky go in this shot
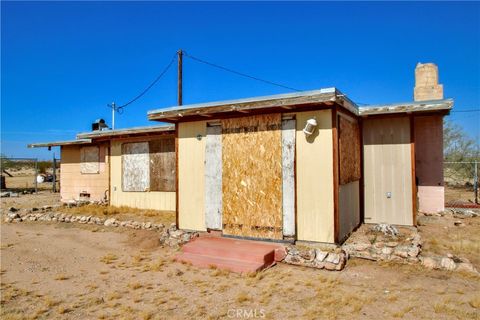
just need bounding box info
[2,1,479,159]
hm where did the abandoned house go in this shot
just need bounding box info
[29,125,176,211]
[30,62,453,244]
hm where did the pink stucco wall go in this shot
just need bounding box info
[414,115,445,213]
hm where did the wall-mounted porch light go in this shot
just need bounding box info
[303,118,318,137]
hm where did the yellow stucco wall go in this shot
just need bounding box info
[60,144,109,202]
[295,110,334,243]
[110,139,176,211]
[178,121,207,231]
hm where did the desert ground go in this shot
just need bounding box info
[1,193,479,320]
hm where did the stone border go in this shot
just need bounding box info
[3,207,478,274]
[281,246,347,271]
[2,208,198,248]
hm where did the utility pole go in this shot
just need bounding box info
[52,152,57,193]
[111,102,116,130]
[475,161,478,204]
[178,49,183,106]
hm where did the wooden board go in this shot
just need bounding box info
[122,142,150,192]
[149,138,175,192]
[205,124,223,230]
[338,116,361,185]
[222,114,283,239]
[282,119,296,237]
[80,146,100,174]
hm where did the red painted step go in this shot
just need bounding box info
[175,252,266,273]
[174,237,285,273]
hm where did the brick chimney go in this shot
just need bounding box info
[414,63,444,101]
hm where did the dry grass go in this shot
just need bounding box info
[100,253,118,264]
[54,273,69,281]
[62,204,175,225]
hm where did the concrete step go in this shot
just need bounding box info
[175,252,266,273]
[174,236,285,273]
[182,237,277,264]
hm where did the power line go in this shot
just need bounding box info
[109,53,176,112]
[183,51,302,92]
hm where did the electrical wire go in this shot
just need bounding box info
[108,53,176,112]
[183,51,302,92]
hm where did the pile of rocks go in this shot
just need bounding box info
[282,246,347,271]
[2,207,197,248]
[420,254,478,273]
[341,225,422,263]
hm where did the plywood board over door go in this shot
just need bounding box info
[222,114,283,239]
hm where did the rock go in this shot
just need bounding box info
[407,246,420,257]
[440,257,456,271]
[381,247,394,255]
[315,249,329,262]
[169,230,184,239]
[144,222,152,229]
[386,241,398,247]
[454,221,465,227]
[9,192,19,198]
[335,255,346,271]
[180,233,191,242]
[456,262,478,274]
[354,243,372,251]
[7,212,20,219]
[8,207,18,213]
[447,253,454,259]
[0,192,10,198]
[324,262,337,270]
[325,253,340,264]
[421,257,439,270]
[394,246,410,258]
[372,224,399,236]
[104,218,117,227]
[299,249,316,262]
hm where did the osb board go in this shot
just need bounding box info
[149,138,175,192]
[80,146,100,174]
[222,113,283,239]
[339,116,361,185]
[122,142,150,192]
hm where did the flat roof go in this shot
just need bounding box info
[359,99,453,116]
[28,139,92,148]
[147,88,359,122]
[77,124,174,139]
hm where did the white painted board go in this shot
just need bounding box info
[282,119,296,236]
[205,125,222,230]
[122,142,150,192]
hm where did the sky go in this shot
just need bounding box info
[1,1,479,159]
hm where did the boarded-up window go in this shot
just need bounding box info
[339,116,361,185]
[80,146,100,174]
[122,142,150,192]
[149,138,175,192]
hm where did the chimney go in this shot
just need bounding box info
[414,63,444,101]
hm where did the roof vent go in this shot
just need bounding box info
[92,119,109,131]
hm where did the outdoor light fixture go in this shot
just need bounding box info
[303,118,317,137]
